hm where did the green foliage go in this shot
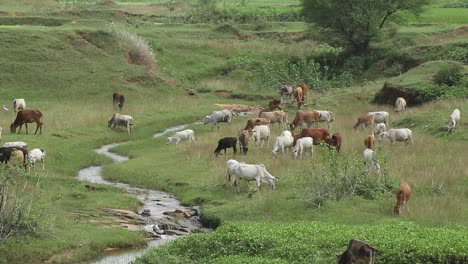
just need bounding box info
[434,63,464,86]
[441,1,468,8]
[135,222,468,264]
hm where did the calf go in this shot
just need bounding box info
[394,181,412,215]
[112,92,125,111]
[367,111,389,126]
[271,130,294,157]
[243,118,270,131]
[13,98,26,113]
[28,148,46,172]
[394,97,407,112]
[447,108,460,133]
[353,115,374,130]
[299,82,308,101]
[214,137,237,157]
[289,110,320,132]
[268,98,282,111]
[238,130,251,155]
[292,87,304,108]
[317,110,335,129]
[232,163,278,193]
[328,132,342,153]
[252,125,270,147]
[292,128,330,146]
[292,137,313,159]
[363,149,381,173]
[374,123,386,135]
[379,128,413,145]
[166,129,196,144]
[337,239,378,264]
[364,131,376,150]
[108,113,134,135]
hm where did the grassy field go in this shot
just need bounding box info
[0,0,467,263]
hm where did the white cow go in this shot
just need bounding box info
[203,110,235,130]
[166,129,196,144]
[232,163,278,193]
[394,97,407,112]
[317,110,336,129]
[224,159,245,186]
[2,141,28,149]
[13,98,26,113]
[375,123,387,135]
[379,128,413,144]
[447,109,461,133]
[367,111,389,126]
[271,130,294,157]
[291,137,313,159]
[28,148,46,172]
[252,125,270,147]
[108,113,134,135]
[363,149,381,173]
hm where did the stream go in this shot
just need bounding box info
[77,124,206,264]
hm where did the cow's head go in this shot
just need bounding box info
[10,123,16,133]
[378,132,387,142]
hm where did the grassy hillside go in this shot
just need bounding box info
[0,0,467,263]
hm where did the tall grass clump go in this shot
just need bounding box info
[0,168,42,241]
[107,24,156,70]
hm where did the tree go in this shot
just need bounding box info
[302,0,429,55]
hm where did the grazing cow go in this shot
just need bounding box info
[166,129,196,144]
[238,130,251,155]
[13,98,26,113]
[279,84,294,99]
[394,97,407,112]
[112,92,125,111]
[292,128,330,146]
[299,82,308,101]
[0,147,28,169]
[353,115,374,130]
[367,111,389,126]
[292,137,313,159]
[10,109,43,135]
[271,130,294,157]
[214,137,237,157]
[224,159,244,185]
[328,132,342,153]
[28,148,46,172]
[243,118,270,131]
[364,131,376,150]
[447,109,461,133]
[2,141,28,149]
[379,128,413,145]
[203,110,235,131]
[232,163,278,193]
[268,98,282,111]
[259,110,288,128]
[374,123,387,135]
[363,149,381,173]
[108,113,134,135]
[289,110,320,132]
[394,181,412,215]
[337,239,378,264]
[292,87,304,108]
[317,110,336,129]
[252,125,270,147]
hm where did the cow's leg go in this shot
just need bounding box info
[235,176,240,193]
[255,177,261,191]
[233,144,237,156]
[34,123,40,135]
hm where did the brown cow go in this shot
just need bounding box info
[353,115,374,130]
[299,82,308,101]
[394,181,412,215]
[364,131,376,150]
[10,109,43,135]
[113,92,125,111]
[292,128,330,146]
[289,110,320,132]
[238,130,251,155]
[243,118,270,131]
[328,132,342,153]
[268,98,282,111]
[337,239,378,264]
[292,87,304,108]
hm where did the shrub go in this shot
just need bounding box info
[433,63,464,86]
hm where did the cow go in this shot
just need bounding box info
[166,129,196,144]
[363,149,381,173]
[379,128,413,145]
[232,163,278,193]
[364,131,376,150]
[447,109,460,133]
[367,111,389,126]
[10,109,43,135]
[317,110,336,129]
[271,130,294,157]
[203,110,235,131]
[292,128,330,146]
[299,82,308,101]
[251,125,270,147]
[268,98,282,111]
[279,84,294,99]
[224,159,244,186]
[2,141,28,149]
[0,147,29,170]
[374,123,387,135]
[328,132,342,153]
[353,115,374,130]
[289,110,320,132]
[292,137,313,159]
[108,113,134,135]
[337,239,378,264]
[214,137,237,157]
[28,148,46,172]
[243,118,270,131]
[259,110,288,128]
[112,92,125,111]
[394,181,412,215]
[394,97,407,112]
[238,130,251,155]
[292,87,304,108]
[12,98,26,113]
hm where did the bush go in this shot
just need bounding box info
[433,63,463,86]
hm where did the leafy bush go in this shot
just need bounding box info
[433,63,464,86]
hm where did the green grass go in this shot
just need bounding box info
[419,8,468,24]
